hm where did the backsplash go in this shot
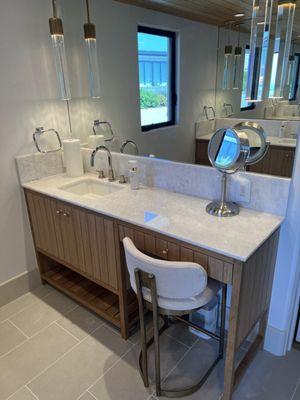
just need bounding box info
[195,118,300,138]
[16,148,290,217]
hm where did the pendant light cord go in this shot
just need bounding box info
[52,0,57,18]
[86,0,91,23]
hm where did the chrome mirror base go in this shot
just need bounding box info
[206,201,239,218]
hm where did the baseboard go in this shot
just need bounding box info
[264,324,288,356]
[0,268,42,307]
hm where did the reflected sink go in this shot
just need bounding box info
[278,138,297,145]
[59,179,123,198]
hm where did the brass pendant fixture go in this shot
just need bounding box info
[84,0,101,98]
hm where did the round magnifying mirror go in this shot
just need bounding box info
[234,121,269,165]
[206,127,250,217]
[208,127,250,173]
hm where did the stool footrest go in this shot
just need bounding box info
[138,316,222,398]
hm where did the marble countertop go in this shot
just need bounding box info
[196,133,297,148]
[22,173,283,262]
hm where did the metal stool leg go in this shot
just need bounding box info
[150,274,162,397]
[219,284,227,358]
[135,269,149,387]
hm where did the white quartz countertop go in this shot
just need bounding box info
[22,173,283,262]
[196,133,297,148]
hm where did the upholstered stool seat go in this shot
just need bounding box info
[123,237,227,398]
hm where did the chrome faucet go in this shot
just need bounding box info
[120,140,139,155]
[90,145,115,181]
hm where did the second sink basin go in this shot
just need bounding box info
[59,179,123,198]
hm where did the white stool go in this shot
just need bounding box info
[123,237,227,398]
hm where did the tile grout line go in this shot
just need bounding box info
[75,343,137,400]
[53,321,81,343]
[3,322,104,400]
[163,331,192,349]
[26,322,122,390]
[291,375,300,400]
[161,337,201,385]
[25,385,40,400]
[103,322,136,346]
[7,319,31,340]
[86,390,99,400]
[0,303,80,360]
[0,289,55,324]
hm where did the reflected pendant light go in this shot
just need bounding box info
[222,28,233,90]
[49,0,71,100]
[246,0,273,102]
[233,29,243,90]
[84,0,101,98]
[269,0,297,99]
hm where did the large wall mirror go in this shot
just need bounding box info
[56,0,299,179]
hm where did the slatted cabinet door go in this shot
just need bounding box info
[26,191,60,259]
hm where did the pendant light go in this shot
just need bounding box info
[49,0,71,100]
[246,0,273,102]
[287,42,297,98]
[84,0,101,98]
[233,28,243,90]
[222,27,233,90]
[269,0,297,99]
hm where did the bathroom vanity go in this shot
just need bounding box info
[22,172,282,400]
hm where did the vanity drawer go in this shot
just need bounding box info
[118,224,233,284]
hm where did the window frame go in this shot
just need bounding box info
[289,53,300,101]
[138,25,177,132]
[240,45,256,112]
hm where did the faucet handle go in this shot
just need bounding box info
[119,174,127,184]
[97,170,105,179]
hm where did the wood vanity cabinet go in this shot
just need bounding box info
[25,190,118,290]
[25,189,137,338]
[195,138,295,177]
[195,139,210,166]
[247,145,295,177]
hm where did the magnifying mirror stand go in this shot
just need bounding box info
[206,173,239,217]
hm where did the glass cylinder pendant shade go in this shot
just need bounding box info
[49,17,71,101]
[269,1,296,99]
[233,47,242,89]
[246,0,273,102]
[84,23,101,98]
[222,45,233,90]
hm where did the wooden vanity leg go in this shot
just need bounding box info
[222,263,243,400]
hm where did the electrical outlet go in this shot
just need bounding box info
[234,176,251,203]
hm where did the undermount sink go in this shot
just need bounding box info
[59,179,123,198]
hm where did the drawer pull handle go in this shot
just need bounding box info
[56,210,62,215]
[162,249,169,256]
[63,212,70,217]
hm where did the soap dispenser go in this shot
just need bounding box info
[279,121,286,138]
[129,160,139,190]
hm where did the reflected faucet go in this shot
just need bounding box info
[90,145,115,181]
[120,140,139,155]
[223,103,234,117]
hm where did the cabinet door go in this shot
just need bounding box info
[70,206,118,290]
[195,139,210,166]
[26,191,60,259]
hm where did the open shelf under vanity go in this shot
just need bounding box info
[39,253,138,331]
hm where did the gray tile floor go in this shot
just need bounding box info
[1,285,300,400]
